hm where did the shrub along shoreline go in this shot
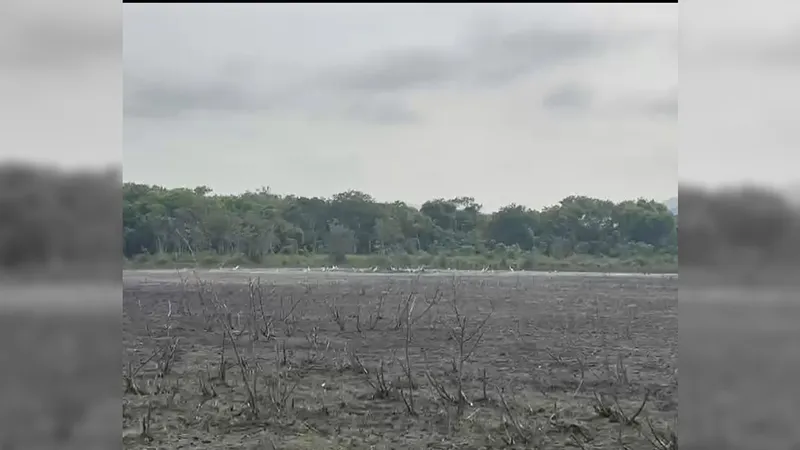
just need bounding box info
[125,252,677,274]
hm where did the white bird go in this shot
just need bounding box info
[233,265,240,271]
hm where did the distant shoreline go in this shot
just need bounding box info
[124,252,677,275]
[123,266,678,278]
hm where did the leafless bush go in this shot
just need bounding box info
[303,326,330,364]
[330,341,354,372]
[355,289,387,332]
[398,290,419,415]
[198,372,217,403]
[217,332,229,384]
[139,401,154,443]
[642,417,677,450]
[261,370,298,414]
[544,347,565,365]
[194,278,217,331]
[205,286,260,417]
[274,339,290,367]
[350,351,394,400]
[590,390,649,426]
[601,353,630,388]
[124,348,161,395]
[124,306,181,394]
[424,367,458,405]
[477,368,489,402]
[247,278,276,341]
[441,276,494,417]
[156,337,180,377]
[496,383,594,447]
[496,385,539,445]
[572,352,590,396]
[177,271,193,316]
[327,297,348,331]
[278,292,304,324]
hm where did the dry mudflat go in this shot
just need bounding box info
[122,270,677,449]
[681,285,800,450]
[0,283,119,450]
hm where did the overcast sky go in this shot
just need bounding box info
[0,0,121,170]
[5,1,799,208]
[681,0,800,192]
[123,4,677,211]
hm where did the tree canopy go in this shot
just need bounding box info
[0,164,119,272]
[680,184,800,267]
[123,183,677,269]
[12,163,800,275]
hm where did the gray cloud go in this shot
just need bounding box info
[604,86,677,119]
[680,0,800,188]
[124,76,270,118]
[643,95,678,117]
[331,47,461,93]
[541,83,594,112]
[12,22,119,69]
[124,24,656,122]
[462,28,627,87]
[0,0,121,171]
[0,4,120,70]
[343,98,419,125]
[123,5,677,210]
[690,30,800,68]
[752,32,800,67]
[538,83,677,118]
[332,27,616,92]
[125,74,421,125]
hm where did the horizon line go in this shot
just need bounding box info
[123,179,677,211]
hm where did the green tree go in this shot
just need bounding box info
[487,204,538,251]
[325,221,356,264]
[119,181,680,267]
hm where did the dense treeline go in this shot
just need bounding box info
[680,184,800,267]
[124,183,677,269]
[0,164,120,274]
[13,164,799,274]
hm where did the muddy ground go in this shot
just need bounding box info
[681,286,800,450]
[0,284,120,450]
[123,272,677,449]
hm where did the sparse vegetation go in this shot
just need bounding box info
[123,271,677,449]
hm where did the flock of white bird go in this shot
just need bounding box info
[221,264,520,273]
